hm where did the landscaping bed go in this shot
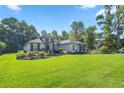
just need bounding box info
[16,50,64,60]
[16,51,49,60]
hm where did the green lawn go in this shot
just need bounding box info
[0,53,124,88]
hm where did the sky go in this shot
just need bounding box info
[0,5,116,34]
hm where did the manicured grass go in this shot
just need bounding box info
[0,53,124,88]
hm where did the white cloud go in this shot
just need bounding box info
[80,5,96,9]
[96,6,116,16]
[96,9,105,16]
[111,6,116,14]
[6,5,21,11]
[69,19,75,24]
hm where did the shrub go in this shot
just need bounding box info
[27,52,36,57]
[27,51,46,58]
[58,48,63,53]
[87,49,92,54]
[39,52,44,57]
[44,51,50,55]
[16,50,26,59]
[99,46,110,54]
[24,50,27,53]
[58,48,63,51]
[0,41,6,52]
[90,50,101,54]
[17,51,49,60]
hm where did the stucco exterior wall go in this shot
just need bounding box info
[40,43,45,50]
[59,44,80,52]
[23,44,30,51]
[23,42,82,53]
[24,43,45,51]
[49,43,53,51]
[48,42,59,51]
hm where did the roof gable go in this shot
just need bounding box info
[24,38,43,46]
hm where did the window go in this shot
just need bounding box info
[33,44,38,51]
[73,45,75,51]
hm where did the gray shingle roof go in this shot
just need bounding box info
[24,38,43,46]
[24,38,83,46]
[29,38,43,43]
[59,39,83,44]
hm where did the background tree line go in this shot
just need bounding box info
[0,5,124,53]
[96,5,124,53]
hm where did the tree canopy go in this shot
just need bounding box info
[0,17,40,53]
[0,5,124,54]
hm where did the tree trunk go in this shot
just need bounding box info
[116,6,121,52]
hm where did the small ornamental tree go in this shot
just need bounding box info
[0,41,6,53]
[99,46,110,54]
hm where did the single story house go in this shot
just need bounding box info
[23,35,84,53]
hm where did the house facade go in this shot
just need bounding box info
[23,36,84,53]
